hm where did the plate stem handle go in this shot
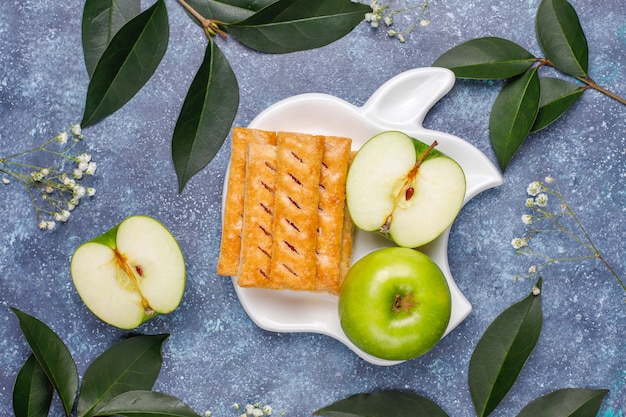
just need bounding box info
[361,67,456,130]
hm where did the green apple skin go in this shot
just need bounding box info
[338,247,451,361]
[70,215,186,330]
[346,131,466,248]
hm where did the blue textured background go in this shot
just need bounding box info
[1,1,624,416]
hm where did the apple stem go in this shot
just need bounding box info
[405,140,438,193]
[415,140,438,169]
[393,292,417,314]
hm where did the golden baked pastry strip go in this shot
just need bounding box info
[315,135,352,294]
[269,132,325,291]
[238,143,277,288]
[217,128,276,276]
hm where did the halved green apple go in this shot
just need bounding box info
[346,131,466,248]
[70,215,186,329]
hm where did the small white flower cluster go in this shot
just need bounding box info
[232,402,281,417]
[510,176,624,294]
[511,177,554,251]
[1,124,97,231]
[360,0,431,42]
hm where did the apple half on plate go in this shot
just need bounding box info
[346,130,466,248]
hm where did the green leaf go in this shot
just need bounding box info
[531,77,585,132]
[489,66,541,172]
[226,0,371,54]
[172,41,239,192]
[432,37,536,79]
[184,0,275,23]
[536,0,588,77]
[93,390,201,417]
[82,0,141,78]
[13,355,53,417]
[468,279,543,417]
[11,308,79,417]
[77,334,169,417]
[516,388,609,417]
[81,0,169,128]
[314,391,450,417]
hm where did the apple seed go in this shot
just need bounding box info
[405,186,415,201]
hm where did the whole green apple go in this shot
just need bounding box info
[338,247,451,361]
[70,215,186,329]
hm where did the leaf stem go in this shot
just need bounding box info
[176,0,227,39]
[537,58,626,105]
[576,75,626,106]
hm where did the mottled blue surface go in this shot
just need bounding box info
[1,1,625,416]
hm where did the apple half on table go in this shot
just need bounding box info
[346,130,466,248]
[70,215,186,329]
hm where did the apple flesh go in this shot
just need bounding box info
[346,131,466,248]
[338,247,451,361]
[70,215,186,329]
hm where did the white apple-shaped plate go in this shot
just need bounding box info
[223,67,503,366]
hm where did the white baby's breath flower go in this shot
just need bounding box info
[85,161,97,175]
[251,409,263,417]
[528,265,537,273]
[31,171,43,182]
[397,34,406,42]
[56,131,69,144]
[383,15,393,26]
[545,175,555,184]
[78,161,89,172]
[532,285,541,296]
[38,220,48,230]
[511,237,528,249]
[73,168,83,179]
[54,210,70,222]
[525,198,534,208]
[262,405,272,415]
[420,19,431,26]
[2,178,10,185]
[45,186,54,194]
[527,181,542,196]
[73,185,86,199]
[87,187,96,197]
[535,193,548,207]
[46,220,56,230]
[521,214,532,225]
[78,152,91,163]
[71,124,82,138]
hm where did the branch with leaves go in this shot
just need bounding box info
[432,0,625,172]
[11,308,201,417]
[80,0,370,192]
